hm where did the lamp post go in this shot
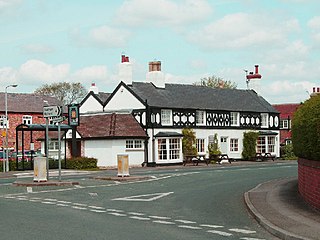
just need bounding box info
[5,84,18,172]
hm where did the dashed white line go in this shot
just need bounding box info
[128,212,145,216]
[89,206,105,210]
[175,220,197,224]
[108,212,127,217]
[153,220,175,225]
[229,228,256,234]
[240,238,265,240]
[130,216,151,221]
[73,203,87,207]
[72,206,87,210]
[56,204,69,207]
[178,225,202,230]
[149,215,171,220]
[207,230,233,236]
[44,198,57,201]
[90,209,107,213]
[200,224,224,228]
[107,209,124,213]
[41,201,56,205]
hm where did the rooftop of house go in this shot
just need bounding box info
[127,82,278,113]
[77,113,147,139]
[0,93,62,114]
[272,103,301,119]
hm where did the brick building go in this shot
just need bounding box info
[0,93,61,152]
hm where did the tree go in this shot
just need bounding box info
[182,128,197,156]
[34,82,87,105]
[194,75,237,89]
[242,131,259,160]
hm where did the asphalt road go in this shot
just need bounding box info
[0,162,297,240]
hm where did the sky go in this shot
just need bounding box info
[0,0,319,104]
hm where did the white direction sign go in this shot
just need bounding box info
[112,192,174,202]
[43,106,62,118]
[50,116,65,123]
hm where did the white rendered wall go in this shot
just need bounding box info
[84,139,144,167]
[80,95,103,113]
[104,85,145,111]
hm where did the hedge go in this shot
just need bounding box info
[292,94,320,160]
[0,157,97,172]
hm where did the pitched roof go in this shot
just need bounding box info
[77,113,147,139]
[80,91,111,106]
[272,103,301,119]
[128,82,278,113]
[0,93,62,113]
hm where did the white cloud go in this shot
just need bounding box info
[72,65,109,87]
[0,0,21,12]
[116,0,212,27]
[21,44,54,54]
[0,67,18,87]
[19,59,70,83]
[187,13,300,50]
[90,25,131,48]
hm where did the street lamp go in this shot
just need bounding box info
[4,84,18,172]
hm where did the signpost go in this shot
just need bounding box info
[43,105,63,181]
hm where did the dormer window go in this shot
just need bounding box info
[261,113,269,128]
[196,110,206,125]
[161,109,172,126]
[230,112,239,126]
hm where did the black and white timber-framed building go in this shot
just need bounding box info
[101,59,280,166]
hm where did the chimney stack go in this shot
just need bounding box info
[119,54,132,85]
[246,64,262,95]
[89,82,99,94]
[146,60,165,88]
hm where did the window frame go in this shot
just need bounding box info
[261,113,269,128]
[230,138,239,152]
[196,110,206,126]
[22,115,32,125]
[196,138,205,153]
[157,138,181,161]
[126,139,143,150]
[230,112,239,126]
[161,109,172,126]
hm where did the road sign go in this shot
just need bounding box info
[50,116,65,123]
[43,106,62,118]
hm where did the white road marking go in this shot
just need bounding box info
[44,198,57,201]
[72,206,87,210]
[57,200,71,204]
[73,203,87,207]
[149,215,171,220]
[107,209,124,213]
[200,224,224,228]
[178,225,202,230]
[56,204,69,207]
[130,216,151,221]
[229,228,256,234]
[128,212,145,216]
[108,212,127,217]
[112,192,174,202]
[89,206,105,210]
[175,220,197,224]
[207,230,233,236]
[90,209,106,213]
[41,201,56,204]
[153,220,175,225]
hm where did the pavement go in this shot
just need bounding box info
[245,177,320,240]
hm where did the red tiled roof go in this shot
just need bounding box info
[0,93,62,113]
[272,103,301,119]
[77,113,147,139]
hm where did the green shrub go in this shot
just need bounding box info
[66,157,98,170]
[292,94,320,160]
[242,131,259,160]
[208,133,221,159]
[280,144,297,160]
[182,128,197,156]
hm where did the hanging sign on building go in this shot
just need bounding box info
[68,104,80,126]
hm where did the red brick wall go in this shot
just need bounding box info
[298,158,320,210]
[0,113,46,151]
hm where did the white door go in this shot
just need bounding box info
[220,137,228,154]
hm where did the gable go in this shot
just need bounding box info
[80,94,103,113]
[104,82,145,111]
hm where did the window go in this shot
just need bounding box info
[48,141,59,150]
[230,112,239,126]
[230,138,238,152]
[158,138,181,160]
[158,139,167,160]
[280,120,289,129]
[196,139,205,153]
[261,113,269,128]
[169,139,180,160]
[22,115,32,125]
[196,110,205,125]
[257,137,266,153]
[0,116,7,128]
[126,140,143,150]
[267,136,275,153]
[161,109,172,125]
